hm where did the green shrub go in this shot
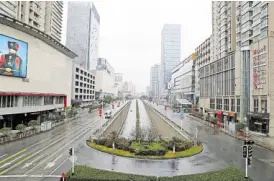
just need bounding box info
[28,120,39,127]
[16,124,26,131]
[115,138,131,151]
[236,122,245,131]
[66,165,251,181]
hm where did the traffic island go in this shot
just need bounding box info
[65,165,252,181]
[86,139,203,159]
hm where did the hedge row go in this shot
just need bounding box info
[66,165,252,181]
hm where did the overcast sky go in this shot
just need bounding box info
[62,0,212,93]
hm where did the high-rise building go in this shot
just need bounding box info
[44,1,63,42]
[150,64,160,98]
[0,1,63,42]
[235,1,274,136]
[198,2,237,129]
[160,24,181,96]
[66,2,100,70]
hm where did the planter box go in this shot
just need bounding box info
[236,130,246,137]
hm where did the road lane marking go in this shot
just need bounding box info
[0,154,7,159]
[0,149,27,165]
[0,136,65,175]
[44,154,63,169]
[22,154,44,169]
[0,175,60,178]
[0,120,95,169]
[49,157,69,175]
[0,154,26,169]
[25,126,93,175]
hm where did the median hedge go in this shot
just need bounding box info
[66,165,252,181]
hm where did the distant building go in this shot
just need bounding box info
[150,64,160,98]
[66,2,100,70]
[71,62,96,107]
[160,24,181,95]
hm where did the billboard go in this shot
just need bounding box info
[0,34,28,78]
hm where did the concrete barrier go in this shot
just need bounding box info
[144,101,191,141]
[96,101,131,138]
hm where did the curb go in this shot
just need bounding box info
[188,114,274,151]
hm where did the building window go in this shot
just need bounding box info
[44,96,54,105]
[237,98,240,113]
[216,99,222,110]
[55,96,64,104]
[261,99,267,113]
[210,98,215,109]
[254,98,259,113]
[224,99,229,111]
[23,96,41,106]
[0,96,18,108]
[231,99,235,112]
[231,69,235,95]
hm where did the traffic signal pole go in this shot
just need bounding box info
[72,144,75,175]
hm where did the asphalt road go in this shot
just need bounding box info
[0,101,127,181]
[146,101,274,181]
[119,99,136,138]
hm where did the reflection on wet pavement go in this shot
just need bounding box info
[78,142,228,176]
[137,99,151,130]
[120,99,152,139]
[119,100,136,138]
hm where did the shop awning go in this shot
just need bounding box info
[176,99,192,105]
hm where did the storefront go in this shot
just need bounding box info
[248,112,269,134]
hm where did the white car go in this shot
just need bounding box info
[105,110,112,119]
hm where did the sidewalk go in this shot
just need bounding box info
[147,101,274,151]
[188,114,274,152]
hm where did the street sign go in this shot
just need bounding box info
[242,145,247,158]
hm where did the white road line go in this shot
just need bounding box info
[0,175,60,178]
[44,154,63,170]
[49,157,69,175]
[25,126,92,175]
[0,154,26,169]
[0,154,7,159]
[22,154,44,169]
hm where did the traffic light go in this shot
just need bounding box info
[248,145,252,158]
[242,145,247,158]
[248,157,252,166]
[244,140,255,145]
[69,148,72,156]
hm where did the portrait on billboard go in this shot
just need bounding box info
[0,34,28,78]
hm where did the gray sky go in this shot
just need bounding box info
[62,0,212,93]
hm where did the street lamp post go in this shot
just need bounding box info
[100,89,103,130]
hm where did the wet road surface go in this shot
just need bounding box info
[138,99,151,130]
[0,101,128,181]
[146,101,274,181]
[119,100,136,138]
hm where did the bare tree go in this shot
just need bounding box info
[147,127,158,144]
[130,128,137,140]
[139,127,147,143]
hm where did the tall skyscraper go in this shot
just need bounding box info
[150,64,160,98]
[160,24,181,95]
[0,1,63,42]
[66,2,100,70]
[44,1,63,42]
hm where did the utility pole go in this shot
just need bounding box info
[72,144,75,175]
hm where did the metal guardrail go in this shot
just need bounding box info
[144,101,194,142]
[94,101,131,137]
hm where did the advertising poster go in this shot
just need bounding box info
[0,34,28,78]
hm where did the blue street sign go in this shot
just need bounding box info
[180,111,184,117]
